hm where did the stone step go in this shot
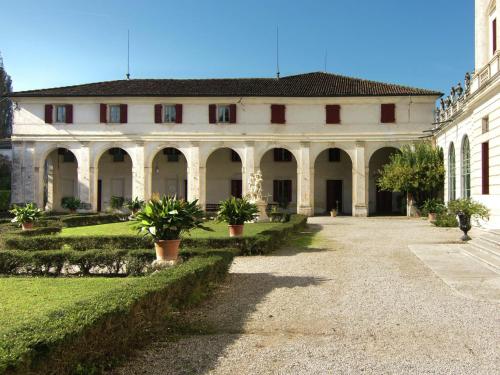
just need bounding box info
[462,243,500,273]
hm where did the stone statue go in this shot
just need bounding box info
[464,72,471,92]
[455,82,463,97]
[440,98,446,110]
[450,86,456,101]
[247,170,263,203]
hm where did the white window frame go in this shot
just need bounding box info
[163,105,177,123]
[55,105,67,124]
[217,105,230,123]
[109,105,121,124]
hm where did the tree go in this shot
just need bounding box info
[0,52,13,138]
[377,141,444,216]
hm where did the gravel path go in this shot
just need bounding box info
[111,217,500,375]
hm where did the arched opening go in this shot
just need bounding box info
[205,148,242,211]
[43,148,78,211]
[314,148,353,215]
[448,143,456,201]
[260,148,297,213]
[368,147,403,215]
[151,148,188,199]
[97,148,132,211]
[461,136,471,198]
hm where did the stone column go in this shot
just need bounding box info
[187,143,205,208]
[23,142,37,205]
[144,166,152,201]
[132,143,146,201]
[352,142,368,217]
[10,142,24,204]
[242,142,257,197]
[76,143,91,210]
[297,143,314,216]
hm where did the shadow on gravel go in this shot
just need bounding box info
[109,272,327,375]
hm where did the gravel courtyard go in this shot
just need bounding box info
[112,217,500,375]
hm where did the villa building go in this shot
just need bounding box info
[434,0,499,228]
[9,72,440,216]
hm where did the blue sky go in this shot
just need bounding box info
[0,0,473,94]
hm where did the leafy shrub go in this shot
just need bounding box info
[420,198,445,216]
[447,198,490,221]
[125,197,144,213]
[0,252,233,374]
[9,202,43,226]
[433,213,458,227]
[110,196,125,210]
[61,196,81,211]
[0,190,10,211]
[135,196,209,241]
[217,197,258,225]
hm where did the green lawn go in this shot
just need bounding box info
[60,220,280,238]
[0,277,136,338]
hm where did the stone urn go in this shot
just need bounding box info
[154,239,181,261]
[228,224,244,237]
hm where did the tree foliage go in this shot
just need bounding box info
[377,142,444,204]
[0,52,12,138]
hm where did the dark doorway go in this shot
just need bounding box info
[326,180,343,213]
[97,179,102,212]
[231,179,242,198]
[376,188,392,214]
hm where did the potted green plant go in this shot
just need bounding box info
[448,198,489,241]
[269,206,282,222]
[61,196,81,213]
[10,202,43,230]
[134,196,209,262]
[421,198,445,222]
[217,197,259,237]
[125,197,144,215]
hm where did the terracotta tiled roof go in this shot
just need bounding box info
[10,72,442,98]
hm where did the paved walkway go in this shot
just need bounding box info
[112,217,500,375]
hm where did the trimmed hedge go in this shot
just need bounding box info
[0,250,234,375]
[1,215,308,254]
[58,213,128,227]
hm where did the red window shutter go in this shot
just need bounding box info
[271,104,285,124]
[326,105,340,124]
[154,104,162,123]
[120,104,128,123]
[100,104,107,123]
[208,104,216,123]
[493,19,497,53]
[65,104,73,124]
[44,104,53,124]
[482,142,489,195]
[273,180,279,202]
[175,104,183,124]
[381,104,396,123]
[229,104,237,123]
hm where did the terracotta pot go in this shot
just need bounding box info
[228,224,244,237]
[21,222,34,231]
[428,212,437,222]
[155,239,181,261]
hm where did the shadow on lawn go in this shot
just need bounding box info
[109,272,327,375]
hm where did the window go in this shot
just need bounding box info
[58,148,75,163]
[273,180,292,204]
[274,148,292,162]
[164,105,177,123]
[461,136,471,199]
[231,150,241,162]
[217,105,230,123]
[329,148,341,162]
[109,148,125,162]
[109,105,121,123]
[482,116,489,133]
[381,104,396,123]
[448,143,456,201]
[493,18,497,54]
[482,142,489,195]
[326,105,341,124]
[163,148,181,162]
[55,105,66,123]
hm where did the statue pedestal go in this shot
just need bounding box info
[256,200,268,222]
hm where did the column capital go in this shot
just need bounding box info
[355,141,366,148]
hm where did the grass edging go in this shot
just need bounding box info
[0,250,234,375]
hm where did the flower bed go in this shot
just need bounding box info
[0,250,234,375]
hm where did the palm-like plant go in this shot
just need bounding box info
[134,196,209,241]
[10,202,43,228]
[125,197,144,214]
[217,197,259,225]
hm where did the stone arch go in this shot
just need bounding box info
[313,147,353,215]
[460,135,471,198]
[368,146,403,215]
[150,147,189,200]
[255,144,300,168]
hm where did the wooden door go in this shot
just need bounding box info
[326,180,343,213]
[97,179,102,212]
[376,189,392,214]
[231,179,242,198]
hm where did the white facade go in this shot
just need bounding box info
[10,94,438,216]
[435,0,499,228]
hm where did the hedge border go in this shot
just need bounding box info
[1,215,308,254]
[0,250,234,375]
